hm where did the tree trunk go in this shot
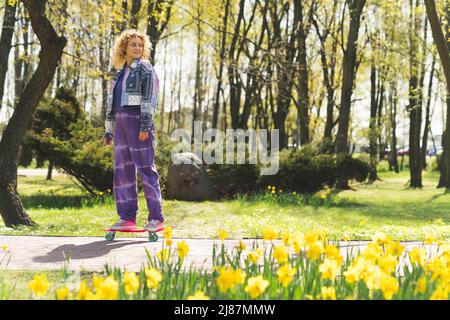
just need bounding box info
[368,64,379,183]
[336,0,366,189]
[46,159,53,180]
[425,0,450,188]
[130,0,141,29]
[389,81,399,173]
[0,0,67,227]
[212,0,229,129]
[408,0,423,189]
[146,0,173,64]
[421,55,436,169]
[0,0,17,111]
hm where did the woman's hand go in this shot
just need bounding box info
[139,131,149,141]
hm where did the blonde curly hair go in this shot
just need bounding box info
[111,29,152,69]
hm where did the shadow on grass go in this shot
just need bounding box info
[21,195,113,209]
[32,239,149,263]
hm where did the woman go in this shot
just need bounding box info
[104,29,164,233]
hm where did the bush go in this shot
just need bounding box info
[260,145,369,194]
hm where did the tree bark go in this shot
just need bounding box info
[0,0,17,112]
[0,0,67,227]
[335,0,366,189]
[425,0,450,188]
[408,0,423,189]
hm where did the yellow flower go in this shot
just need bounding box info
[306,241,324,261]
[304,230,327,246]
[236,240,247,252]
[409,247,426,266]
[217,229,227,241]
[321,286,336,300]
[1,245,7,251]
[177,240,189,259]
[319,258,340,281]
[386,241,405,258]
[56,287,72,300]
[157,248,170,263]
[163,226,173,239]
[216,267,246,293]
[245,275,269,299]
[377,255,398,274]
[123,271,140,295]
[325,245,343,265]
[93,275,119,300]
[372,232,391,246]
[291,234,305,254]
[187,290,210,300]
[277,264,296,287]
[271,190,276,194]
[273,244,289,264]
[267,185,271,190]
[166,238,173,246]
[305,294,314,300]
[430,284,449,300]
[28,274,50,297]
[99,192,104,196]
[281,232,292,246]
[380,276,399,300]
[424,236,435,245]
[144,267,162,289]
[362,243,383,263]
[416,277,427,294]
[262,227,277,241]
[364,265,385,291]
[76,280,95,300]
[247,248,263,264]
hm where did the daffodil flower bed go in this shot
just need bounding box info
[2,227,449,300]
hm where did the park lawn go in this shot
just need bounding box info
[0,170,448,240]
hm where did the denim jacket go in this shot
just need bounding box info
[104,57,159,138]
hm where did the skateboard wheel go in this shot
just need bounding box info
[148,233,158,242]
[105,232,116,241]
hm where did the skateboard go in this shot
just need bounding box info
[104,227,164,242]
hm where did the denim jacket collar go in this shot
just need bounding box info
[123,58,140,70]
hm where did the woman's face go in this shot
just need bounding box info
[125,36,143,60]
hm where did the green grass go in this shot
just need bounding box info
[0,170,449,240]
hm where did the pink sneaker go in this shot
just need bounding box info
[109,219,137,231]
[144,219,164,232]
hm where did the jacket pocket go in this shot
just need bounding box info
[125,69,140,93]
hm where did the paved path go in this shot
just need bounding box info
[0,235,439,273]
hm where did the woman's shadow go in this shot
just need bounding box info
[32,239,150,264]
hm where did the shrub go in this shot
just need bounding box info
[260,146,369,194]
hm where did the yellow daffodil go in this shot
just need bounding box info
[163,226,173,239]
[123,271,140,295]
[281,232,292,246]
[372,232,391,246]
[262,227,277,241]
[187,290,210,300]
[273,244,289,264]
[430,284,449,300]
[247,248,263,264]
[325,245,343,265]
[306,241,324,261]
[28,274,50,297]
[93,275,119,300]
[217,229,227,241]
[165,238,173,246]
[157,248,170,263]
[277,264,296,287]
[1,245,7,251]
[377,255,398,274]
[409,247,426,266]
[177,240,189,260]
[415,277,427,294]
[216,267,246,293]
[386,241,405,258]
[319,258,340,281]
[144,267,162,289]
[424,237,435,245]
[380,276,399,300]
[236,240,246,252]
[245,275,269,299]
[291,234,305,254]
[321,286,336,300]
[76,280,95,300]
[56,287,72,300]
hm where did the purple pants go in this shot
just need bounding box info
[113,108,164,223]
